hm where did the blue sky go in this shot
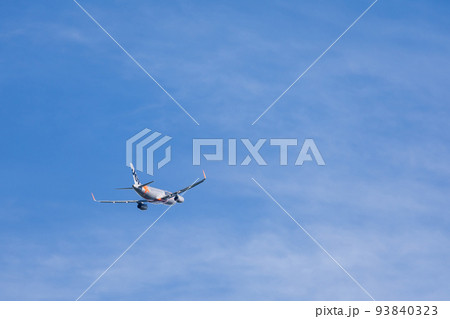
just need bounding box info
[1,0,450,300]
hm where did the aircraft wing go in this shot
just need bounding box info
[158,171,206,200]
[91,193,152,204]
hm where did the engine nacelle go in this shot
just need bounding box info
[137,203,148,210]
[174,195,184,203]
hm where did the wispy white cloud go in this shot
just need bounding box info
[1,0,449,301]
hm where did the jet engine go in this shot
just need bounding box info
[137,203,148,210]
[174,195,184,203]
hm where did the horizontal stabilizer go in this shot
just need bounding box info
[115,181,153,190]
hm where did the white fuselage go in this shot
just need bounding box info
[133,184,180,205]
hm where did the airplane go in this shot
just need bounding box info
[91,163,206,210]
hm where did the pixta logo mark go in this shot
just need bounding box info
[126,128,172,175]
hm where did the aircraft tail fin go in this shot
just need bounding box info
[130,163,141,186]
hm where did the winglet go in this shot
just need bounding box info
[202,170,206,179]
[91,192,97,202]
